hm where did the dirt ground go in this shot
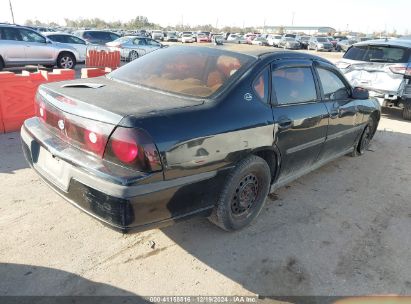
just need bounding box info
[0,47,410,298]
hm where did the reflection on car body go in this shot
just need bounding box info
[21,46,381,233]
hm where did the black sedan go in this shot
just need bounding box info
[21,46,380,233]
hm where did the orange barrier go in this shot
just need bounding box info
[0,69,75,133]
[86,50,120,69]
[81,67,113,78]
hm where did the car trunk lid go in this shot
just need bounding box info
[42,76,205,123]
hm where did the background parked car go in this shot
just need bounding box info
[226,34,247,44]
[0,24,79,70]
[181,33,195,43]
[43,32,87,62]
[308,37,334,51]
[336,39,411,120]
[296,36,310,49]
[73,30,120,45]
[278,37,300,49]
[106,36,163,61]
[267,34,282,47]
[164,31,178,42]
[336,39,358,52]
[251,37,268,46]
[151,30,164,41]
[197,33,210,43]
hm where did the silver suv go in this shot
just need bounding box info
[0,24,80,70]
[337,39,411,120]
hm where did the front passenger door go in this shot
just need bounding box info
[313,62,360,161]
[19,29,53,63]
[271,61,329,182]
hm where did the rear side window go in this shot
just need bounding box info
[316,68,350,100]
[0,28,22,41]
[48,35,66,43]
[272,67,317,105]
[253,68,269,103]
[344,45,410,63]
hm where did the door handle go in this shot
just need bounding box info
[278,119,293,129]
[330,108,341,119]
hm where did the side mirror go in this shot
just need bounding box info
[352,87,369,99]
[46,39,52,44]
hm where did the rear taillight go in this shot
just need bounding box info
[35,91,112,158]
[389,66,411,75]
[104,127,162,172]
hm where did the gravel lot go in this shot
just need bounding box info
[0,46,410,298]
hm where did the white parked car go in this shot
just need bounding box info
[181,34,195,43]
[43,32,87,62]
[267,35,282,47]
[151,30,164,41]
[106,36,163,61]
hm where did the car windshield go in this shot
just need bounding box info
[317,38,327,42]
[108,47,255,98]
[285,37,294,41]
[343,45,410,63]
[301,37,310,41]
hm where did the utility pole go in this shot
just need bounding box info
[9,0,15,24]
[291,12,295,26]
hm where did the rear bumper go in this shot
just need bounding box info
[21,118,220,233]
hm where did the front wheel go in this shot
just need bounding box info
[128,51,139,61]
[402,100,411,121]
[208,155,271,231]
[0,58,4,71]
[352,117,376,156]
[57,52,76,69]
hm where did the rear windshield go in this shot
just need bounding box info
[108,47,255,98]
[317,38,327,42]
[344,45,411,63]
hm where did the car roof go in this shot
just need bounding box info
[188,46,334,65]
[354,38,411,48]
[42,31,73,36]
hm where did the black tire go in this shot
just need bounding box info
[209,155,271,231]
[128,51,139,61]
[56,52,76,69]
[402,100,411,121]
[0,57,4,71]
[351,116,376,157]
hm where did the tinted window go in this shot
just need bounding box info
[19,29,46,43]
[109,47,255,98]
[133,38,145,45]
[344,45,410,63]
[66,36,86,44]
[317,68,350,100]
[146,39,161,46]
[253,68,269,103]
[0,28,22,41]
[48,34,66,43]
[272,67,317,105]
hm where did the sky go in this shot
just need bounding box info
[1,0,410,34]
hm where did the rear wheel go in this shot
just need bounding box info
[128,51,139,61]
[402,100,411,121]
[352,117,376,156]
[208,155,271,231]
[57,52,76,69]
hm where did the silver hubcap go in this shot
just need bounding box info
[130,52,138,60]
[60,56,73,69]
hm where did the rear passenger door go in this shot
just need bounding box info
[0,27,26,63]
[313,61,360,160]
[271,60,329,182]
